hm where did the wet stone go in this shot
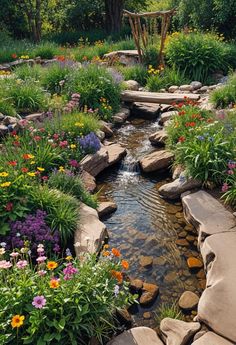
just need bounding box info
[179,231,187,238]
[179,291,199,311]
[196,270,206,279]
[130,279,143,291]
[164,271,178,283]
[186,235,196,243]
[143,312,152,319]
[139,256,153,268]
[176,239,189,247]
[153,257,167,266]
[187,257,203,269]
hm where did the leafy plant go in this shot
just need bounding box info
[14,64,43,81]
[156,302,183,324]
[48,171,98,209]
[210,73,236,108]
[0,245,135,344]
[146,67,190,91]
[117,65,148,86]
[41,63,70,94]
[32,41,59,59]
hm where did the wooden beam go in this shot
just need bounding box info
[123,9,176,19]
[121,91,200,105]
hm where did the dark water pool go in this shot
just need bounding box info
[97,118,204,327]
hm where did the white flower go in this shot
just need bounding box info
[16,232,21,237]
[0,248,6,255]
[0,242,6,248]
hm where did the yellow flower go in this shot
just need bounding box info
[27,172,36,177]
[11,315,25,328]
[1,182,11,187]
[70,144,76,149]
[59,166,65,172]
[30,161,35,165]
[28,154,35,159]
[37,167,45,172]
[50,279,60,289]
[47,261,58,270]
[65,256,73,261]
[0,172,9,177]
[0,248,5,255]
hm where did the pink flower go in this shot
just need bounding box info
[36,256,47,263]
[53,133,59,140]
[16,260,28,269]
[10,252,19,258]
[71,93,80,99]
[69,159,79,167]
[222,183,229,192]
[38,270,47,276]
[63,263,78,280]
[0,260,12,269]
[228,170,234,175]
[32,295,46,309]
[59,140,68,148]
[228,163,236,170]
[37,247,45,254]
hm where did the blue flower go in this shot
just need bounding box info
[197,135,204,141]
[78,132,101,154]
[208,137,214,142]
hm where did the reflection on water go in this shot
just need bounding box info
[97,118,204,327]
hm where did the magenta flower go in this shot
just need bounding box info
[32,295,46,309]
[0,260,12,269]
[222,183,229,192]
[16,260,28,269]
[69,159,79,167]
[63,263,78,280]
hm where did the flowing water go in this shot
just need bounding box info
[97,117,204,327]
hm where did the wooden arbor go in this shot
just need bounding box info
[123,9,176,65]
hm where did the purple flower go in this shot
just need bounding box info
[32,295,46,309]
[69,159,79,168]
[63,263,78,280]
[78,132,101,154]
[114,285,120,297]
[197,135,204,141]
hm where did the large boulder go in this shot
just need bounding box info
[182,191,236,246]
[159,111,178,125]
[160,318,201,345]
[74,203,107,256]
[80,148,109,177]
[80,170,96,193]
[158,174,201,200]
[107,327,164,345]
[196,232,236,343]
[132,102,161,119]
[149,129,168,146]
[192,332,234,345]
[178,291,199,311]
[123,80,140,91]
[106,143,127,166]
[139,150,174,173]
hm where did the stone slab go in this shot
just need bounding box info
[107,327,164,345]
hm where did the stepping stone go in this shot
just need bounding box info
[192,332,234,345]
[139,150,174,173]
[179,291,199,311]
[97,201,117,217]
[107,326,164,345]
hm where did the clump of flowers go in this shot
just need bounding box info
[64,93,80,113]
[4,210,60,256]
[78,132,101,154]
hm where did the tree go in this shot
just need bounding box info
[17,0,42,42]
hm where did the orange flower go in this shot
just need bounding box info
[121,260,129,270]
[12,53,17,59]
[11,315,25,328]
[8,161,17,166]
[111,248,121,257]
[50,279,60,289]
[111,270,123,283]
[21,167,29,173]
[103,244,109,249]
[47,261,58,270]
[103,251,110,257]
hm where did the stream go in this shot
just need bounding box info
[97,116,204,328]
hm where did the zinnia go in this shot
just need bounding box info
[111,248,121,257]
[47,261,58,270]
[50,279,60,288]
[11,315,25,328]
[32,295,46,309]
[121,260,129,270]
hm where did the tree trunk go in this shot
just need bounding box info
[105,0,124,33]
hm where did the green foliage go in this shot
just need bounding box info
[156,302,183,324]
[210,74,236,108]
[32,41,59,59]
[14,64,43,81]
[41,63,70,94]
[146,67,190,91]
[143,44,160,67]
[2,78,50,115]
[48,171,98,209]
[165,31,236,83]
[65,64,121,120]
[0,250,135,344]
[30,186,79,244]
[117,65,148,86]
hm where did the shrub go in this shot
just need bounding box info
[30,186,79,244]
[14,64,43,81]
[143,44,160,67]
[0,39,33,63]
[210,73,236,108]
[165,31,234,83]
[0,245,135,344]
[146,67,190,91]
[41,63,70,94]
[117,65,148,86]
[48,171,98,209]
[32,41,59,59]
[4,210,60,256]
[65,64,121,120]
[6,78,50,114]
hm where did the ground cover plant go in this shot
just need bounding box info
[0,243,135,345]
[210,73,236,108]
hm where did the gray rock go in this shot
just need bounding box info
[106,143,127,166]
[172,165,185,180]
[158,174,201,200]
[168,85,179,93]
[190,81,202,90]
[74,203,107,256]
[179,85,194,92]
[97,201,117,217]
[124,80,140,91]
[191,332,234,345]
[107,327,164,345]
[160,318,201,345]
[80,148,109,177]
[113,108,130,124]
[159,111,178,125]
[139,150,174,173]
[149,129,168,146]
[25,113,45,122]
[2,116,18,125]
[197,232,236,343]
[179,291,199,311]
[132,102,161,119]
[96,130,105,141]
[197,86,209,94]
[182,191,236,246]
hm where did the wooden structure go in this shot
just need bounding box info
[123,9,176,65]
[121,90,200,105]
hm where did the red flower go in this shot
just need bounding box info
[22,154,31,160]
[178,110,186,116]
[185,122,196,127]
[21,167,29,173]
[53,134,59,140]
[5,202,13,211]
[8,161,17,166]
[11,53,17,59]
[42,176,48,181]
[33,136,41,141]
[178,136,186,143]
[39,128,45,132]
[56,55,65,62]
[178,102,184,108]
[13,141,20,147]
[11,131,17,136]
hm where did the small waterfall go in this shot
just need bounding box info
[118,154,140,186]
